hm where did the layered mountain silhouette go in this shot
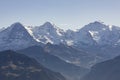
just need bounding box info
[81,55,120,80]
[44,43,96,68]
[18,46,88,80]
[0,21,120,80]
[0,50,66,80]
[1,21,120,69]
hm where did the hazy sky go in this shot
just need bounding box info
[0,0,120,30]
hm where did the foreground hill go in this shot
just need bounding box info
[0,50,66,80]
[82,55,120,80]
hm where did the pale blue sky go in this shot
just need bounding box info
[0,0,120,30]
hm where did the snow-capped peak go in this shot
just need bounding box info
[38,22,56,30]
[31,22,65,44]
[41,22,62,32]
[73,21,120,46]
[0,22,37,51]
[80,21,108,31]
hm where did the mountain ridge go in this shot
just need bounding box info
[18,45,88,80]
[2,21,119,46]
[0,50,66,80]
[81,54,120,80]
[1,21,120,69]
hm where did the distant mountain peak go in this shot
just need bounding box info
[11,22,24,28]
[44,21,53,26]
[93,20,104,24]
[41,22,63,31]
[31,21,65,44]
[79,21,108,32]
[42,22,55,29]
[9,22,27,32]
[0,22,38,51]
[87,21,106,27]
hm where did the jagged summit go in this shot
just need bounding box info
[81,21,107,31]
[41,21,64,32]
[41,21,60,30]
[74,21,120,46]
[31,21,65,44]
[0,22,37,51]
[43,22,53,27]
[10,22,24,28]
[92,21,104,24]
[6,22,27,33]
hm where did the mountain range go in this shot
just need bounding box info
[1,21,120,49]
[1,21,120,67]
[1,21,120,80]
[2,21,120,48]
